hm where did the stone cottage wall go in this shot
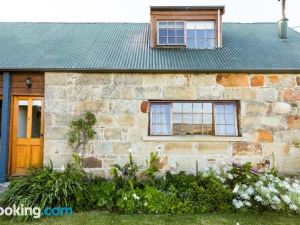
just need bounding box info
[44,72,300,176]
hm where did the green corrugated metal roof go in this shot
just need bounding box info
[0,22,299,72]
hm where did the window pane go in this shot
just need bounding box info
[176,37,184,44]
[187,39,195,48]
[168,29,176,37]
[203,125,213,135]
[168,37,176,44]
[173,124,182,135]
[193,103,202,113]
[176,21,184,28]
[168,22,175,27]
[158,22,168,28]
[203,114,212,124]
[31,100,42,138]
[186,21,215,49]
[18,100,28,138]
[173,103,182,112]
[159,37,167,44]
[214,103,237,136]
[215,104,225,114]
[187,30,195,39]
[215,113,224,124]
[173,114,182,124]
[193,114,202,124]
[225,114,235,124]
[216,125,226,135]
[159,29,168,37]
[176,29,184,36]
[183,114,193,124]
[226,125,236,135]
[196,30,205,39]
[203,103,212,113]
[196,39,206,49]
[151,104,171,135]
[206,39,215,49]
[183,103,193,113]
[225,104,235,114]
[206,30,215,39]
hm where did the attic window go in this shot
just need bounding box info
[186,21,215,49]
[158,21,185,45]
[157,21,215,49]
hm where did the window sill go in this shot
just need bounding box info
[143,135,245,142]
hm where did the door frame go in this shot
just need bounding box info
[8,95,44,176]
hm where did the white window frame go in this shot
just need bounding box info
[157,21,186,46]
[157,20,216,49]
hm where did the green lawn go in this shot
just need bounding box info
[0,211,300,225]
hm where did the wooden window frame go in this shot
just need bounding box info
[149,100,239,137]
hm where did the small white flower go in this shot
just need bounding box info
[246,186,254,195]
[61,165,65,171]
[245,201,251,207]
[289,203,298,211]
[123,197,128,201]
[233,185,239,194]
[132,193,140,200]
[144,202,148,206]
[227,173,234,180]
[232,199,244,209]
[254,195,263,202]
[281,195,291,204]
[128,148,133,153]
[272,195,281,204]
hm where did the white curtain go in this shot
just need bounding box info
[151,104,171,135]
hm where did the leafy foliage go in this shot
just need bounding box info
[2,162,89,220]
[68,111,96,155]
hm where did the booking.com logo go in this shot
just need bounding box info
[0,205,73,219]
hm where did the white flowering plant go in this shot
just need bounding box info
[215,161,300,213]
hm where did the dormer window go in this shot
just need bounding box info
[150,6,224,49]
[158,21,185,45]
[157,21,215,49]
[186,21,215,49]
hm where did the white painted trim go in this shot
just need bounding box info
[143,135,245,142]
[218,9,221,48]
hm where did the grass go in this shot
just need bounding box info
[0,211,300,225]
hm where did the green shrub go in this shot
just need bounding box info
[3,162,89,219]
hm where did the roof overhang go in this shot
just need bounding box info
[150,5,225,14]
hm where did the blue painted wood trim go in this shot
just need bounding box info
[0,72,11,183]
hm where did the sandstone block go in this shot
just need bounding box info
[251,75,264,87]
[223,88,256,100]
[255,129,273,143]
[104,128,123,141]
[164,143,195,154]
[197,142,229,155]
[112,142,132,154]
[256,88,278,102]
[232,142,262,156]
[246,102,266,115]
[271,102,291,114]
[287,116,300,129]
[260,116,281,129]
[83,157,102,168]
[216,74,249,87]
[261,143,289,157]
[164,87,197,99]
[284,89,300,102]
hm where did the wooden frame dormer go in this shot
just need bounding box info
[150,6,225,48]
